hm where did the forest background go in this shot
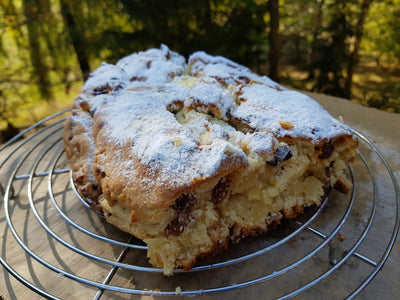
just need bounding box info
[0,0,399,143]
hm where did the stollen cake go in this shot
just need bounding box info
[63,45,358,275]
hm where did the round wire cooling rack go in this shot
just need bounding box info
[0,110,399,299]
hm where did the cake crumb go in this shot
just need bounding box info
[336,231,346,242]
[175,286,182,294]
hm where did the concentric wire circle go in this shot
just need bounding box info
[0,111,398,299]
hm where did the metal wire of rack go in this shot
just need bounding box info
[0,110,399,299]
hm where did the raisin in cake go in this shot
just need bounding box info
[64,45,358,275]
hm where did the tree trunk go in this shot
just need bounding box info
[344,0,374,99]
[308,0,325,80]
[268,0,280,82]
[23,0,52,100]
[60,0,90,80]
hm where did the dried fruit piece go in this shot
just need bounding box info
[93,84,112,95]
[319,141,335,159]
[334,179,350,194]
[172,193,196,213]
[130,76,146,81]
[267,145,293,167]
[165,214,192,235]
[212,177,231,204]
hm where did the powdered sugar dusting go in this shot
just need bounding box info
[189,51,285,90]
[242,132,275,159]
[231,83,352,140]
[183,80,235,120]
[71,44,354,197]
[82,63,128,95]
[116,44,186,87]
[95,89,247,186]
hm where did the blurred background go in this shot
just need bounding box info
[0,0,399,143]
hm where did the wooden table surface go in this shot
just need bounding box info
[0,92,399,300]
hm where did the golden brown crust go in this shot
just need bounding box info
[63,111,103,212]
[64,45,358,275]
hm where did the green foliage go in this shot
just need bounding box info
[362,0,400,63]
[95,0,269,68]
[367,81,400,113]
[0,0,399,142]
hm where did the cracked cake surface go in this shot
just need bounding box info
[64,45,358,275]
